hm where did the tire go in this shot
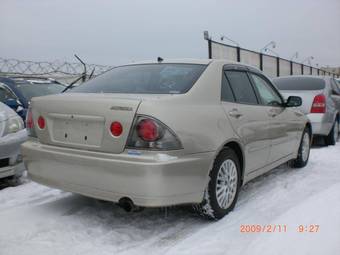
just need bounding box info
[291,127,311,168]
[193,148,241,220]
[325,120,339,146]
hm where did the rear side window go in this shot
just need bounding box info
[225,71,258,104]
[221,73,235,102]
[273,77,325,90]
[331,79,340,95]
[71,64,207,94]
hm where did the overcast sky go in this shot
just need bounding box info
[1,0,339,67]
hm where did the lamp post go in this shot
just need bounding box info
[220,35,240,47]
[260,41,276,53]
[302,56,314,65]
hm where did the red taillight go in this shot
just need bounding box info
[110,121,123,137]
[37,116,46,129]
[311,94,326,113]
[26,110,34,129]
[137,119,160,141]
[126,116,181,150]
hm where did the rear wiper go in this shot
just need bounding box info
[61,76,83,93]
[62,54,95,93]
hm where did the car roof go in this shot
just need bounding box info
[273,75,331,81]
[120,58,262,72]
[129,58,213,65]
[0,76,62,85]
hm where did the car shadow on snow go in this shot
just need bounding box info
[38,193,210,250]
[0,176,25,190]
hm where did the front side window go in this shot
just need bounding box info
[71,64,207,94]
[250,73,283,106]
[224,71,258,104]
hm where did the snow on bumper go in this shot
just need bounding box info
[21,139,214,207]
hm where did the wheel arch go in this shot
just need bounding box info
[305,121,312,137]
[212,139,245,186]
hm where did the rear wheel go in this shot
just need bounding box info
[325,120,339,146]
[193,148,241,220]
[291,127,311,168]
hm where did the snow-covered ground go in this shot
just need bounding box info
[1,143,340,255]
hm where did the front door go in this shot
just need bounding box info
[221,68,271,175]
[248,72,298,163]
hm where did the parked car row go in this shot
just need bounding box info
[1,60,339,220]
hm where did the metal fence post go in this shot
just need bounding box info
[208,39,212,59]
[236,47,241,62]
[259,53,263,71]
[276,57,280,77]
[301,64,304,75]
[310,66,312,75]
[290,61,293,75]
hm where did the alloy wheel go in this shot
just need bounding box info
[216,159,238,209]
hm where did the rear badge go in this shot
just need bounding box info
[110,106,133,111]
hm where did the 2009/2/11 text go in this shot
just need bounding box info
[240,224,320,233]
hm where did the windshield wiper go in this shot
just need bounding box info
[61,76,83,93]
[62,54,95,93]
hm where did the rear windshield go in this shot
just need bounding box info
[273,77,325,90]
[70,64,207,94]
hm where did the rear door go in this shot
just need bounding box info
[221,67,271,174]
[249,72,299,163]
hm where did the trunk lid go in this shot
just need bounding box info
[31,93,142,153]
[280,90,324,114]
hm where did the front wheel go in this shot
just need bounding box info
[291,127,311,168]
[193,148,241,220]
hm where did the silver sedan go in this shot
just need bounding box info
[273,75,340,145]
[22,59,311,220]
[0,102,27,180]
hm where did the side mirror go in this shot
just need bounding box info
[4,98,21,110]
[285,96,302,107]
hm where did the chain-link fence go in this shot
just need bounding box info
[205,32,340,78]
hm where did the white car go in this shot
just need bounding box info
[0,102,27,180]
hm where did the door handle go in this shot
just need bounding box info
[229,109,243,119]
[268,110,277,117]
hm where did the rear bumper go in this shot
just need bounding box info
[22,140,214,207]
[307,113,332,136]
